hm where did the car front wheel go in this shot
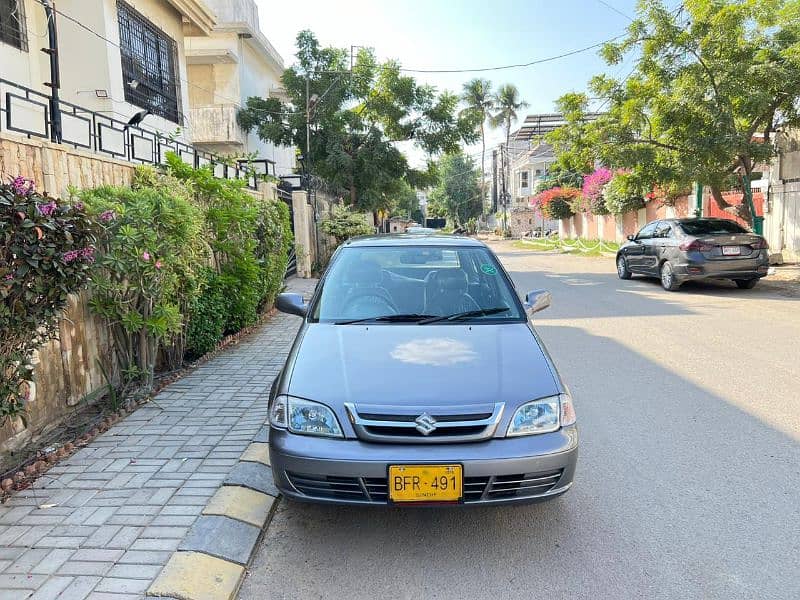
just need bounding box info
[734,278,759,289]
[616,255,632,280]
[660,261,681,291]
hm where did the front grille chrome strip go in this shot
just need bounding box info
[344,402,505,443]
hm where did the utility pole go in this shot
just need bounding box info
[500,143,508,233]
[305,74,321,266]
[41,0,62,144]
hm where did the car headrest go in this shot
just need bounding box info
[345,260,382,286]
[434,269,468,292]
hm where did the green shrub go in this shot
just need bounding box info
[185,268,226,358]
[320,205,374,245]
[604,172,647,215]
[0,177,97,421]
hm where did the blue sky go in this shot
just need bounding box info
[259,0,641,163]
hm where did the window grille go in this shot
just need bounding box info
[117,1,181,123]
[0,0,28,51]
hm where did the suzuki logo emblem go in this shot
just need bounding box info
[414,413,437,435]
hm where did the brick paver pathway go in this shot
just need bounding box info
[0,278,316,600]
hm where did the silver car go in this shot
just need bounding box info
[270,235,578,506]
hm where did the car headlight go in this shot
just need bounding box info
[270,395,343,438]
[506,393,576,436]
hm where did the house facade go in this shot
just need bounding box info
[1,0,215,150]
[185,0,295,176]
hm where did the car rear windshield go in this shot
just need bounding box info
[678,220,749,235]
[311,245,525,323]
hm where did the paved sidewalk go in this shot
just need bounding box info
[0,278,315,599]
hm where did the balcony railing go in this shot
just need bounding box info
[0,78,259,189]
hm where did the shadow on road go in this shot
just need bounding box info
[241,324,799,600]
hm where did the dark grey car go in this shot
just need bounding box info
[269,235,578,506]
[616,218,770,291]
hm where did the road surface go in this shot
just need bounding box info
[240,242,800,600]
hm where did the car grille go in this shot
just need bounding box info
[345,403,505,443]
[286,470,563,504]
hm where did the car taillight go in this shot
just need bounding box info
[679,239,713,252]
[750,238,769,250]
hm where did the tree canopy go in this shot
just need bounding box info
[547,0,800,223]
[428,152,483,226]
[237,31,477,217]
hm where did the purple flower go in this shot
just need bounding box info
[154,260,163,270]
[37,201,57,217]
[99,210,115,223]
[11,176,35,197]
[3,274,13,281]
[73,201,85,212]
[142,251,150,261]
[62,250,80,263]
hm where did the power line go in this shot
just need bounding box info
[595,0,634,22]
[398,35,626,74]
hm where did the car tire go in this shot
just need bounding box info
[660,261,681,291]
[616,255,632,280]
[734,278,759,289]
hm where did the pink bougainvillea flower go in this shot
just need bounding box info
[154,260,163,270]
[142,251,151,261]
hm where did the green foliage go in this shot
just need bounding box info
[429,152,483,226]
[185,268,226,358]
[165,154,293,333]
[0,178,97,421]
[549,0,800,223]
[80,167,207,387]
[320,206,374,245]
[603,172,647,215]
[237,31,476,213]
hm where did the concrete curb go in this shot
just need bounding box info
[147,425,278,599]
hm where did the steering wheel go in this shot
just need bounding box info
[343,288,398,316]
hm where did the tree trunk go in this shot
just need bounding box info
[480,121,486,213]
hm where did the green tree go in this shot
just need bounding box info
[550,0,800,224]
[237,31,476,223]
[320,205,375,245]
[429,152,483,227]
[461,78,494,209]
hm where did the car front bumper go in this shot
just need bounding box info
[269,426,578,506]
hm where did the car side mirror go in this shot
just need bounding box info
[276,293,307,317]
[524,289,551,317]
[627,234,636,241]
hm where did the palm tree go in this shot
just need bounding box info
[491,84,528,229]
[460,78,494,209]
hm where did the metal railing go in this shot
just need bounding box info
[0,78,271,189]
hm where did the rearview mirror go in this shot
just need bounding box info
[627,234,636,241]
[276,293,307,317]
[524,289,551,317]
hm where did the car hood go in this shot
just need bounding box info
[286,323,560,410]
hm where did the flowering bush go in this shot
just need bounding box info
[0,177,96,421]
[79,167,207,388]
[531,187,580,220]
[581,168,613,215]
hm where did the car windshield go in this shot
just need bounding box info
[311,245,525,323]
[679,219,749,235]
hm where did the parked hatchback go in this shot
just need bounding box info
[269,235,578,506]
[616,218,769,291]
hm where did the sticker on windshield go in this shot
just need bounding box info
[480,264,497,275]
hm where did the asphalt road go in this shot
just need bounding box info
[240,243,800,600]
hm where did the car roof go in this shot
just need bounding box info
[343,234,486,248]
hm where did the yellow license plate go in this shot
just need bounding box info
[388,464,463,503]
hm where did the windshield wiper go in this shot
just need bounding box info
[419,307,510,324]
[333,313,437,325]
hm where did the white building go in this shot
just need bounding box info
[185,0,295,176]
[510,141,556,207]
[1,0,215,154]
